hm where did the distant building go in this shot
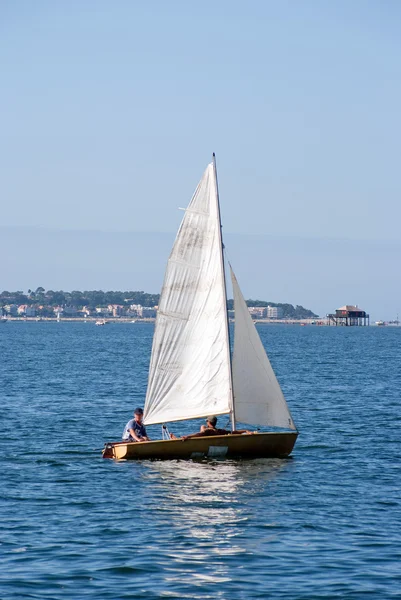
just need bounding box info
[267,306,283,319]
[142,307,157,319]
[63,306,78,316]
[4,304,18,316]
[130,304,143,317]
[17,304,37,316]
[109,304,124,317]
[248,307,267,319]
[95,307,111,316]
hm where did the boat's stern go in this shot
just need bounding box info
[102,441,130,459]
[102,443,116,459]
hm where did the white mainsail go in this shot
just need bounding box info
[143,162,233,426]
[230,267,296,430]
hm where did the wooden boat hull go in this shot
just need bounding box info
[102,432,298,460]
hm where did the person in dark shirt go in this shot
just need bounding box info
[122,407,150,442]
[181,416,251,440]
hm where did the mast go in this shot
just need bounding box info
[212,153,236,431]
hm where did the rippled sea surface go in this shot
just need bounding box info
[1,322,400,599]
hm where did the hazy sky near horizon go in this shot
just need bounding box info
[1,1,401,319]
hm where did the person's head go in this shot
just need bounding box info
[206,416,217,427]
[134,407,144,422]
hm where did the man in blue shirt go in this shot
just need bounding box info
[122,407,150,442]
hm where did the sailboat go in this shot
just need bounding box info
[103,156,298,460]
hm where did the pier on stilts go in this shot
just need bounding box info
[327,305,369,326]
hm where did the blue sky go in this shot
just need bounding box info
[1,1,400,319]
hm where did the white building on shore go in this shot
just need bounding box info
[267,305,283,319]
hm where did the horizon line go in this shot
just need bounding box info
[0,224,399,246]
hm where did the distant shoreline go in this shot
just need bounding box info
[3,317,398,326]
[3,316,328,325]
[3,317,155,323]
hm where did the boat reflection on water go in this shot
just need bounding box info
[140,458,293,582]
[147,457,291,498]
[131,458,296,587]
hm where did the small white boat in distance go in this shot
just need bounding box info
[95,319,108,326]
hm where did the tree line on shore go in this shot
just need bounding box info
[0,288,318,319]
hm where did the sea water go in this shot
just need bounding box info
[0,322,400,599]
